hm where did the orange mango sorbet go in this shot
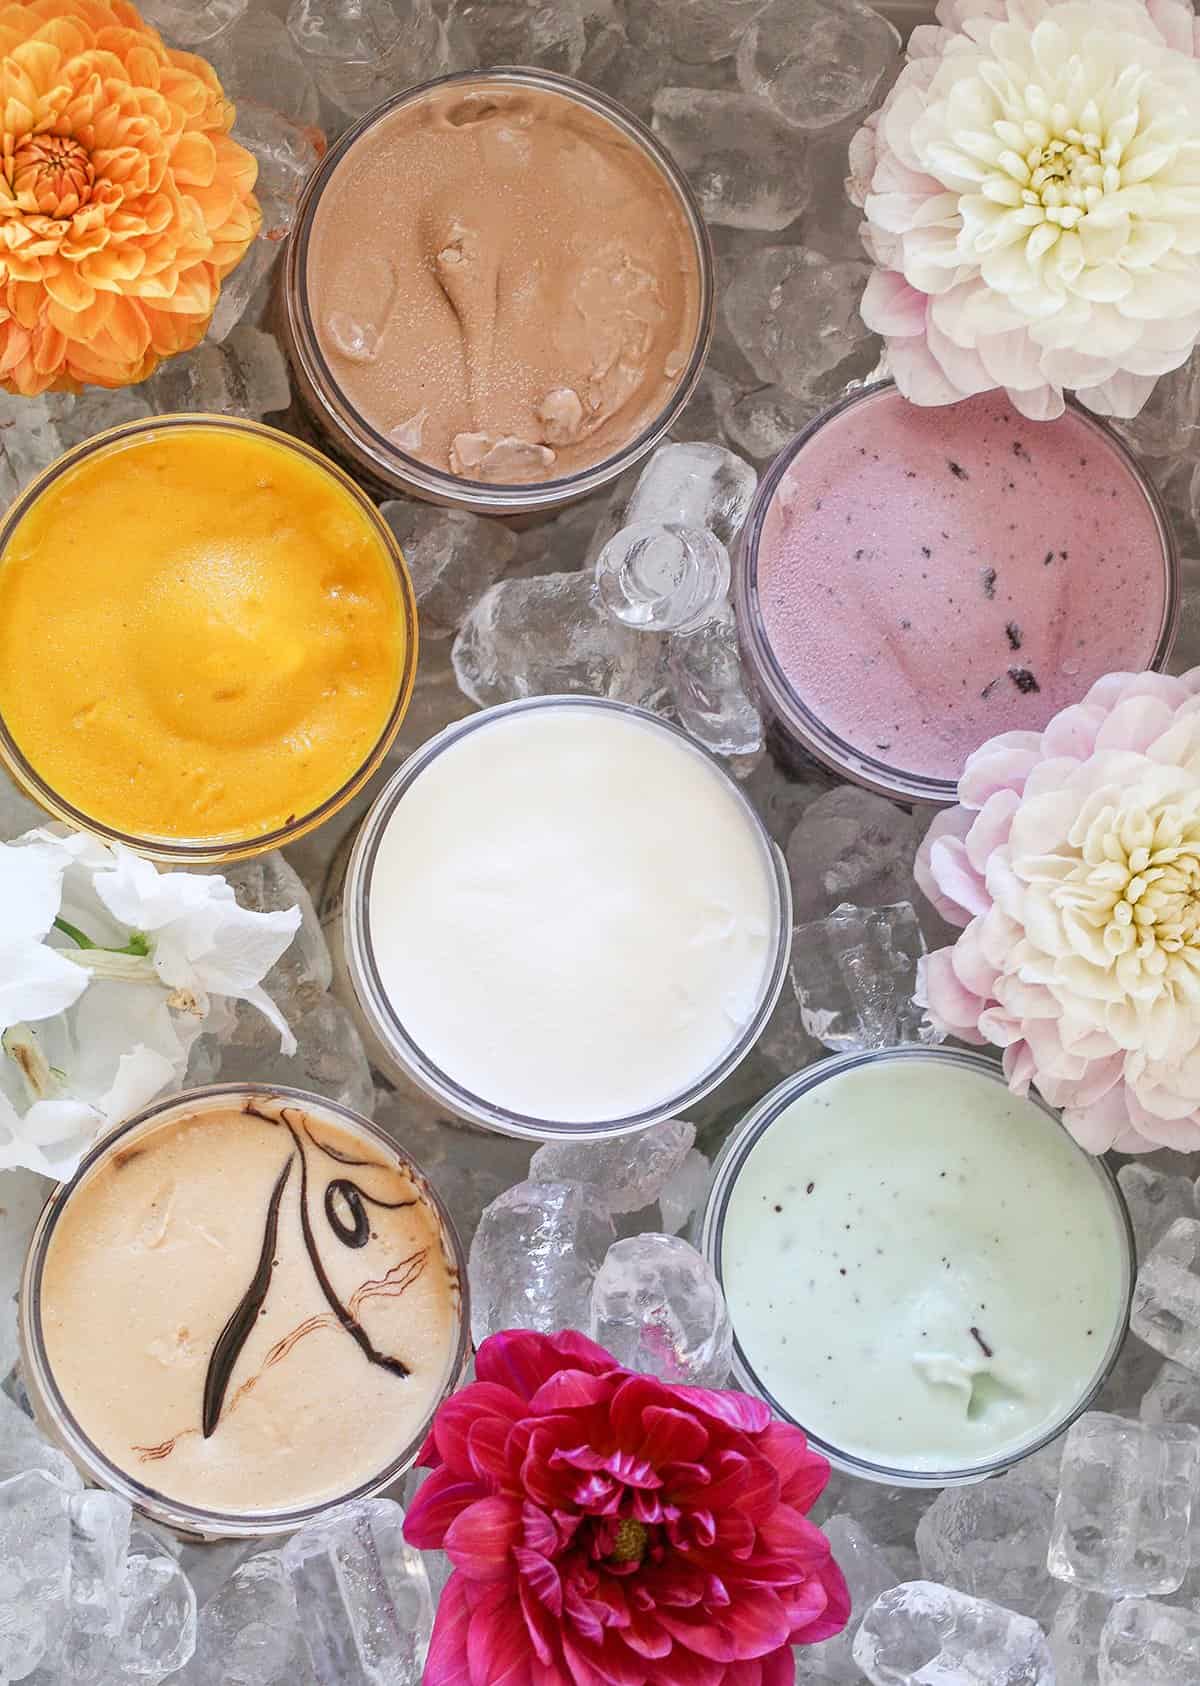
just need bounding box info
[0,421,412,850]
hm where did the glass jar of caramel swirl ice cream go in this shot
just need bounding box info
[20,1085,468,1539]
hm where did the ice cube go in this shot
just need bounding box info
[786,786,924,921]
[1140,1360,1200,1430]
[207,103,319,351]
[1118,1165,1195,1263]
[915,1477,1059,1624]
[444,0,587,77]
[377,639,477,775]
[1114,347,1200,459]
[1131,1217,1200,1370]
[624,441,758,548]
[1099,1596,1200,1684]
[627,0,771,65]
[805,118,875,262]
[380,501,517,639]
[791,900,931,1051]
[138,0,247,47]
[62,1490,132,1654]
[651,89,809,231]
[179,1552,313,1686]
[1097,1329,1168,1417]
[736,0,900,131]
[452,572,664,710]
[208,11,322,130]
[588,1233,732,1385]
[0,1389,80,1490]
[666,602,764,756]
[755,980,823,1078]
[1048,1412,1200,1597]
[814,1471,936,1552]
[1049,1587,1111,1686]
[0,1469,73,1682]
[596,523,730,633]
[177,1537,275,1614]
[223,851,332,1003]
[144,326,291,419]
[657,1148,712,1235]
[280,1499,432,1686]
[670,368,740,448]
[399,1466,453,1606]
[529,1118,696,1215]
[740,760,833,849]
[56,387,153,451]
[188,993,374,1119]
[852,1580,1055,1685]
[287,0,446,118]
[114,1550,197,1678]
[233,106,322,243]
[805,1515,898,1682]
[470,1180,614,1344]
[722,246,872,393]
[724,384,822,464]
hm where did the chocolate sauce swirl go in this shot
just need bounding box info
[202,1152,294,1438]
[202,1106,425,1437]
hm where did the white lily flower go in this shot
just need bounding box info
[90,849,302,1054]
[0,839,88,1034]
[0,829,304,1178]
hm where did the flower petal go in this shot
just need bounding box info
[424,1573,474,1686]
[444,1495,522,1583]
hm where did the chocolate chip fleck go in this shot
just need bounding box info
[1043,550,1054,566]
[1005,621,1022,651]
[1008,666,1040,694]
[948,460,969,480]
[970,1326,994,1358]
[981,567,997,599]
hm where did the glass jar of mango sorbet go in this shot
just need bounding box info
[0,416,417,861]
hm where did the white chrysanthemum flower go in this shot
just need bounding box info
[0,829,301,1178]
[916,668,1200,1154]
[850,0,1200,419]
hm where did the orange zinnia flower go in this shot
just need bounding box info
[0,0,261,394]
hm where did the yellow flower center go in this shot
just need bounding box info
[11,134,95,218]
[608,1519,649,1565]
[1056,802,1200,965]
[1021,130,1109,224]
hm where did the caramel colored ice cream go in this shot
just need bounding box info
[37,1097,461,1519]
[305,77,704,483]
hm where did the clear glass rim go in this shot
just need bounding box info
[0,413,419,864]
[19,1081,470,1539]
[283,66,716,512]
[733,379,1181,807]
[700,1045,1135,1488]
[344,694,793,1141]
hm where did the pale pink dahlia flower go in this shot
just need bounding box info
[916,669,1200,1154]
[849,0,1200,422]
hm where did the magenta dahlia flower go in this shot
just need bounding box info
[404,1329,849,1686]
